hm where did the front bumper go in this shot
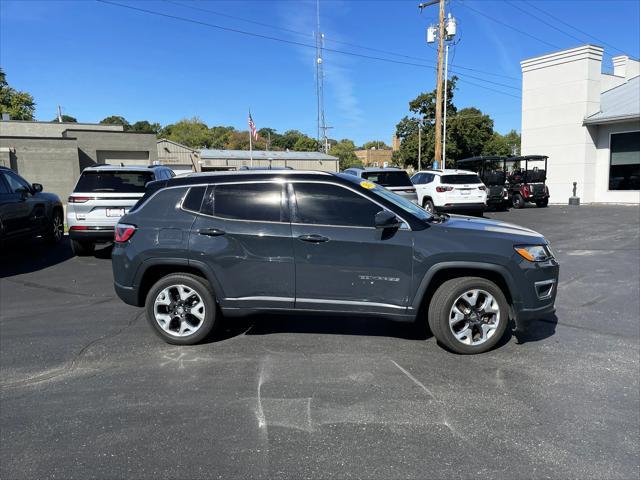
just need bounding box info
[511,257,559,323]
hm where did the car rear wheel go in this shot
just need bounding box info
[512,193,524,209]
[71,239,95,256]
[423,198,435,213]
[45,209,64,244]
[145,273,217,345]
[428,277,509,354]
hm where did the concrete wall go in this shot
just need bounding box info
[591,121,640,203]
[0,120,122,137]
[521,45,604,203]
[157,139,198,167]
[0,137,80,200]
[355,149,393,167]
[63,130,158,169]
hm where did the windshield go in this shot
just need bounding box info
[371,184,433,222]
[362,171,413,187]
[441,174,482,185]
[74,171,154,193]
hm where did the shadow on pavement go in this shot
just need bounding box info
[513,314,558,344]
[0,237,74,278]
[209,313,431,343]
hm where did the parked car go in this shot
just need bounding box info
[111,170,559,354]
[343,167,418,204]
[67,164,175,255]
[455,156,510,210]
[505,155,550,208]
[0,166,64,247]
[411,169,487,214]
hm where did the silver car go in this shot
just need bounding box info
[342,167,419,204]
[67,165,174,255]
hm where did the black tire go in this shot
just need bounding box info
[536,198,548,208]
[71,238,95,256]
[145,273,217,345]
[423,198,435,214]
[512,193,524,209]
[427,277,509,354]
[44,209,64,245]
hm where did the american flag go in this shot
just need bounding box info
[248,112,258,141]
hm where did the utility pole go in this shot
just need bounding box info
[417,118,422,172]
[315,0,328,153]
[422,1,457,168]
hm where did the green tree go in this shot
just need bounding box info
[160,117,212,148]
[446,107,494,163]
[482,129,521,156]
[330,139,362,169]
[51,114,77,123]
[293,136,319,152]
[130,120,161,134]
[210,126,237,149]
[361,140,391,150]
[0,68,36,120]
[100,115,131,130]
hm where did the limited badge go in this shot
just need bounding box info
[360,180,376,189]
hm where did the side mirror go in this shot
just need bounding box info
[375,210,402,229]
[32,183,43,193]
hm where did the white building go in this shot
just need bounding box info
[521,45,639,204]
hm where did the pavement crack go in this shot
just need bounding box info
[1,311,143,390]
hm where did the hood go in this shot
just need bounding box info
[441,214,545,241]
[35,192,61,204]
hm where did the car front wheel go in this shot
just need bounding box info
[145,273,217,345]
[428,277,509,354]
[45,209,64,244]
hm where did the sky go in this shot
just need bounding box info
[1,0,639,146]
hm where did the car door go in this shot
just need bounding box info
[289,180,414,315]
[188,180,295,309]
[0,170,38,238]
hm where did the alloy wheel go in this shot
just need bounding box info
[52,213,63,242]
[449,289,500,346]
[153,284,206,337]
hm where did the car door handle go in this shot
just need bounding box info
[298,234,329,243]
[198,228,225,237]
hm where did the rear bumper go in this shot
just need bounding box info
[69,227,114,242]
[114,281,140,306]
[436,202,486,212]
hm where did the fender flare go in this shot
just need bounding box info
[411,261,520,310]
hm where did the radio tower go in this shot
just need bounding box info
[315,0,328,153]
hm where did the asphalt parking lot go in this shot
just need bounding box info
[1,205,638,479]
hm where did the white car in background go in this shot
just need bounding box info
[67,165,174,255]
[411,169,487,214]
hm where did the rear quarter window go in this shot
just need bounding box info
[74,171,154,193]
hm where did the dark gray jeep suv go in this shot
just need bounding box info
[112,171,558,354]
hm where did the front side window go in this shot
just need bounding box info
[203,182,284,222]
[610,131,640,190]
[74,171,154,193]
[293,182,383,227]
[411,173,424,184]
[1,171,31,194]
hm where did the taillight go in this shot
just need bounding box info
[436,186,454,192]
[68,196,91,203]
[115,223,136,243]
[478,186,486,191]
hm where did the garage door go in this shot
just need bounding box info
[96,150,149,166]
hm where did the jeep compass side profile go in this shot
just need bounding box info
[112,171,559,354]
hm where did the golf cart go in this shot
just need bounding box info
[455,156,509,209]
[505,155,550,208]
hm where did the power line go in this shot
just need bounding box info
[96,0,521,96]
[521,0,629,56]
[458,1,562,50]
[165,0,521,81]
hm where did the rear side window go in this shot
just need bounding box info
[441,174,482,185]
[362,171,412,187]
[293,182,382,227]
[74,171,154,193]
[202,183,284,222]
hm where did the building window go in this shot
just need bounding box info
[609,131,640,190]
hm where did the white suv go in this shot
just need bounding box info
[67,165,174,255]
[411,169,487,214]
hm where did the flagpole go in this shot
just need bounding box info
[249,128,253,167]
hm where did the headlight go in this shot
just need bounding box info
[515,244,553,262]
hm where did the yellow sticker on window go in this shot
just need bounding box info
[360,180,376,189]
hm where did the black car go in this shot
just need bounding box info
[0,166,64,246]
[111,170,559,355]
